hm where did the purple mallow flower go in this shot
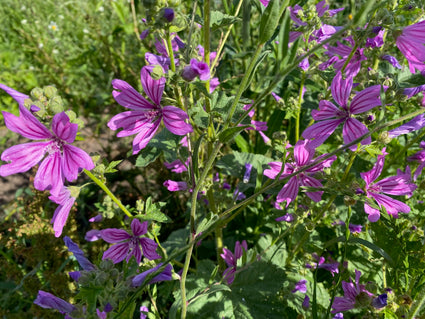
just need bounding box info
[302,72,385,150]
[360,149,417,222]
[163,180,188,191]
[101,219,161,264]
[396,20,425,74]
[243,163,253,183]
[220,240,248,284]
[132,263,173,287]
[292,279,307,293]
[371,293,388,309]
[140,306,149,319]
[306,253,339,277]
[0,100,94,195]
[264,140,336,208]
[182,59,211,81]
[0,83,34,109]
[331,270,374,313]
[388,114,425,138]
[164,159,188,173]
[162,8,174,22]
[49,187,77,237]
[302,295,310,309]
[34,290,76,315]
[381,55,402,69]
[64,236,95,271]
[407,141,425,180]
[320,37,367,77]
[108,66,192,154]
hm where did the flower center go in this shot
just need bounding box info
[145,109,161,121]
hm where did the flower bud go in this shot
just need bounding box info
[44,85,57,98]
[31,87,44,100]
[162,8,175,22]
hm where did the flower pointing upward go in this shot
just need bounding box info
[108,66,193,154]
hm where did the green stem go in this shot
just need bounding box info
[295,72,306,142]
[224,43,264,129]
[180,142,222,319]
[130,0,140,41]
[83,169,132,218]
[203,0,211,104]
[167,29,176,73]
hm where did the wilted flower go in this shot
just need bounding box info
[220,240,248,284]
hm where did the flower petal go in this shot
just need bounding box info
[302,118,343,141]
[350,85,382,115]
[51,112,78,143]
[0,142,49,176]
[312,100,341,121]
[331,72,352,108]
[112,79,156,110]
[276,176,299,207]
[101,229,131,243]
[34,151,63,195]
[62,144,94,182]
[0,83,29,107]
[51,194,76,238]
[132,119,161,154]
[140,67,165,106]
[102,242,130,264]
[3,106,52,140]
[131,219,148,236]
[162,105,193,135]
[140,237,161,260]
[342,118,371,151]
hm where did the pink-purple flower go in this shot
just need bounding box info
[49,187,77,237]
[220,240,247,284]
[264,140,336,208]
[108,66,193,154]
[302,72,384,150]
[132,263,173,287]
[396,20,425,74]
[331,270,374,313]
[0,102,94,195]
[407,141,425,180]
[101,219,161,264]
[360,149,417,222]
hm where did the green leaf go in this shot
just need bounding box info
[243,50,271,92]
[234,134,250,153]
[216,151,273,180]
[188,101,209,129]
[210,11,241,31]
[277,9,291,63]
[218,125,252,144]
[349,237,395,266]
[259,0,280,44]
[192,134,205,180]
[196,212,219,235]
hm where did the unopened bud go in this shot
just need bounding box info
[162,8,175,22]
[344,195,357,206]
[44,85,57,98]
[31,87,44,100]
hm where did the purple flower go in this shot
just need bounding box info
[140,306,149,319]
[0,83,35,109]
[320,37,367,77]
[264,140,336,207]
[164,159,188,173]
[302,295,310,309]
[49,187,77,237]
[34,290,76,315]
[292,279,307,293]
[403,84,425,98]
[132,263,173,287]
[275,213,294,222]
[408,141,425,180]
[333,313,344,319]
[259,0,269,7]
[361,149,417,222]
[145,52,171,72]
[163,180,188,191]
[371,293,387,309]
[396,20,425,74]
[0,104,94,195]
[85,229,102,242]
[366,29,385,48]
[307,253,340,276]
[388,114,425,138]
[348,223,362,234]
[382,54,402,69]
[302,72,384,150]
[331,270,374,313]
[220,240,248,284]
[243,163,253,183]
[108,66,193,154]
[64,236,95,271]
[316,1,344,17]
[101,219,161,264]
[162,8,174,22]
[182,59,211,81]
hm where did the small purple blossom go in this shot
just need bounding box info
[132,263,173,287]
[163,180,188,191]
[381,55,402,69]
[302,295,310,309]
[348,223,363,233]
[34,290,76,315]
[275,213,294,222]
[388,114,425,138]
[302,72,385,150]
[307,253,340,276]
[182,59,211,81]
[403,84,425,98]
[396,20,425,74]
[108,66,193,154]
[407,141,425,180]
[220,240,248,284]
[371,293,388,309]
[366,29,385,48]
[360,149,417,222]
[85,229,102,242]
[101,219,161,264]
[140,306,149,319]
[243,163,253,183]
[162,8,174,22]
[292,279,307,293]
[164,159,188,173]
[331,270,374,313]
[333,313,344,319]
[264,140,336,207]
[64,236,95,271]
